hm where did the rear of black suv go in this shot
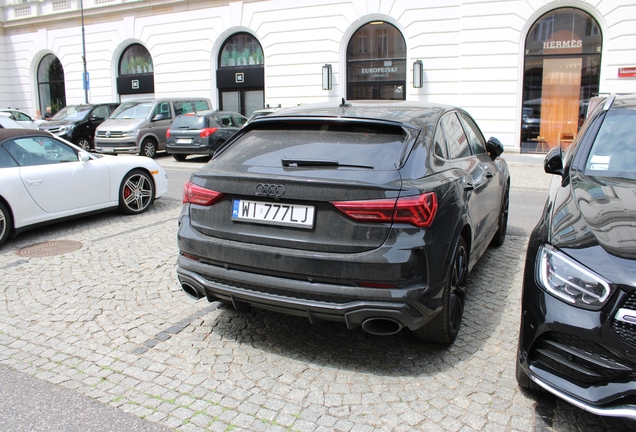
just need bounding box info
[177,116,439,332]
[175,101,508,344]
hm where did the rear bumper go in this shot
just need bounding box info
[177,258,433,331]
[166,143,217,155]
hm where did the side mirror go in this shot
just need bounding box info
[152,114,164,122]
[78,150,91,162]
[544,145,564,176]
[486,137,504,161]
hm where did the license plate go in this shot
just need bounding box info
[176,139,192,144]
[232,199,315,229]
[102,147,114,153]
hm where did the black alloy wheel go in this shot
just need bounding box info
[413,236,468,344]
[0,201,11,247]
[76,136,92,151]
[140,139,157,158]
[172,154,187,161]
[490,182,510,247]
[118,170,155,215]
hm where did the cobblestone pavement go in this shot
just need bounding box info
[1,155,636,431]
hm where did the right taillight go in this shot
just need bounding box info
[332,192,437,227]
[183,181,224,206]
[166,129,171,139]
[200,127,219,138]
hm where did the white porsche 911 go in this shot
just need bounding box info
[0,129,169,247]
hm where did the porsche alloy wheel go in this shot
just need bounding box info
[0,201,11,247]
[414,236,468,344]
[119,170,155,215]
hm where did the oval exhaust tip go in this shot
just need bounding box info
[181,283,204,300]
[361,318,404,336]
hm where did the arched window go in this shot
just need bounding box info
[347,22,406,100]
[37,54,66,116]
[117,44,155,97]
[521,8,602,153]
[119,44,154,75]
[217,33,264,117]
[219,33,263,67]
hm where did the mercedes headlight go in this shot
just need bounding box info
[536,244,612,310]
[56,125,76,135]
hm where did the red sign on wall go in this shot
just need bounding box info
[618,67,636,78]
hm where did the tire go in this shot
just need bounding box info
[0,201,11,248]
[76,136,92,151]
[140,139,157,158]
[413,237,468,344]
[118,170,155,215]
[516,358,544,392]
[173,154,187,161]
[490,182,509,247]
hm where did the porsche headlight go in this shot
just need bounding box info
[536,244,611,310]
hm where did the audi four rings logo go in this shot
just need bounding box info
[255,183,285,197]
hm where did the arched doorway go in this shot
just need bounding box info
[116,44,155,102]
[37,54,66,116]
[217,33,264,118]
[521,8,602,153]
[347,22,406,100]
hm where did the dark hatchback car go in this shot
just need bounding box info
[166,110,247,161]
[517,94,636,418]
[38,103,119,151]
[176,100,509,344]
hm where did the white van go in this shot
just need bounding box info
[94,98,212,158]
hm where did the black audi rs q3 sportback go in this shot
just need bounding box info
[176,100,509,345]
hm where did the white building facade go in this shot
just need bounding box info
[1,0,636,153]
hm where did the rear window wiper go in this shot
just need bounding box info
[281,157,373,169]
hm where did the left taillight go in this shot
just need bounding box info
[183,181,224,206]
[332,192,437,227]
[166,129,171,139]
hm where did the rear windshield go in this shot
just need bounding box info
[110,102,154,119]
[585,110,636,179]
[173,115,205,129]
[217,121,408,170]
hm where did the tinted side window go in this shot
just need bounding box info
[433,125,448,159]
[441,113,471,159]
[92,106,110,120]
[0,146,18,168]
[4,137,78,167]
[216,115,235,127]
[154,102,172,120]
[233,115,247,128]
[458,113,487,155]
[193,100,210,111]
[15,111,31,121]
[174,100,210,115]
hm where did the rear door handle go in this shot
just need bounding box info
[26,178,43,186]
